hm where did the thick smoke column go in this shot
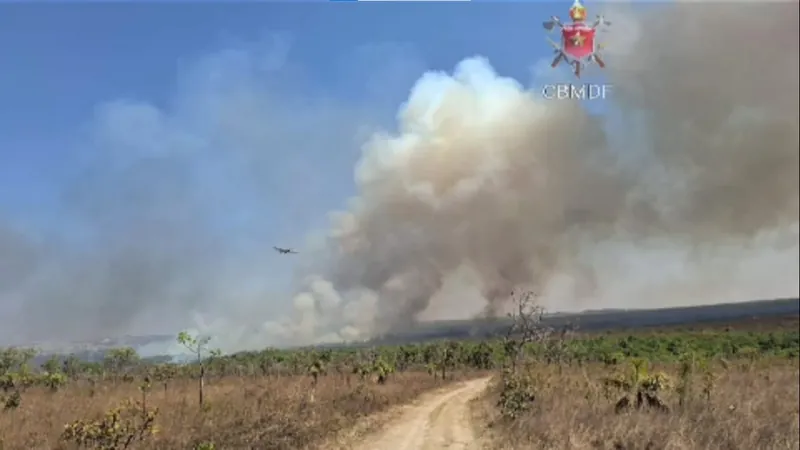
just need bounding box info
[292,59,630,339]
[0,3,797,352]
[286,2,799,344]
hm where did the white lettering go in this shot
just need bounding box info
[570,84,586,99]
[542,85,556,100]
[540,83,613,101]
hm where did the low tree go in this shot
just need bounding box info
[62,354,85,378]
[373,358,394,384]
[496,288,553,418]
[467,341,494,370]
[41,371,67,392]
[503,288,550,373]
[177,331,221,407]
[103,347,140,382]
[0,348,37,376]
[307,358,326,386]
[151,364,177,395]
[41,355,61,374]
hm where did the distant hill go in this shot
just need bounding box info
[365,297,800,346]
[23,334,176,365]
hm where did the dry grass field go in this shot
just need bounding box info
[476,360,800,450]
[0,371,468,450]
[3,359,796,450]
[0,309,796,449]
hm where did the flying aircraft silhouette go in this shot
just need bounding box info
[273,246,298,255]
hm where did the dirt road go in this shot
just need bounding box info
[348,377,492,450]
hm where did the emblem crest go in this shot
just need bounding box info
[542,0,610,79]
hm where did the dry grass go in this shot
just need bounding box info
[477,360,800,450]
[0,371,466,450]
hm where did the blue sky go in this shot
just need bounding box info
[0,2,581,335]
[0,2,625,342]
[2,2,798,347]
[0,2,605,240]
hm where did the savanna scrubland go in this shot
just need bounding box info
[0,2,797,449]
[0,298,797,450]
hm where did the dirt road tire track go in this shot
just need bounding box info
[347,376,492,450]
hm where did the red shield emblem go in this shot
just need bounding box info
[561,23,596,59]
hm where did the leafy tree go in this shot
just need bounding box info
[467,341,494,370]
[103,347,140,380]
[177,331,221,407]
[62,354,86,378]
[0,348,37,375]
[42,372,68,392]
[373,358,394,384]
[41,355,62,374]
[151,364,178,394]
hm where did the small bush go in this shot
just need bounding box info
[61,399,158,449]
[497,370,537,419]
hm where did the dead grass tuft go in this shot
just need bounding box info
[477,360,800,450]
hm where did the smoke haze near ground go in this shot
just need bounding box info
[0,3,797,352]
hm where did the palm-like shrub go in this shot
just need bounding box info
[603,358,671,413]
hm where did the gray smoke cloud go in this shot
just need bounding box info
[0,3,797,352]
[0,35,383,347]
[280,2,799,345]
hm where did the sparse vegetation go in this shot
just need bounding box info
[0,310,796,449]
[475,298,800,450]
[477,357,799,450]
[0,332,486,449]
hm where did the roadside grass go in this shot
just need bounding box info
[477,359,799,450]
[0,371,473,450]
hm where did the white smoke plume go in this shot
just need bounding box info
[1,3,797,353]
[275,2,799,346]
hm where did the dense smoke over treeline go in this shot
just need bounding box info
[0,2,797,351]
